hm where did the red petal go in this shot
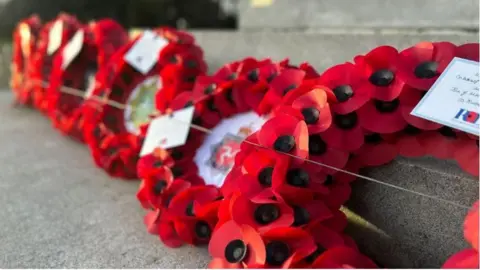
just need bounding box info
[208,258,243,269]
[158,221,184,248]
[442,249,479,269]
[454,139,479,176]
[358,100,407,133]
[320,121,364,151]
[208,221,243,259]
[312,246,377,268]
[456,43,480,62]
[355,142,398,167]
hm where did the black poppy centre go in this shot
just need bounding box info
[286,168,309,187]
[225,239,248,263]
[258,167,273,187]
[301,107,320,124]
[374,99,399,113]
[334,112,358,129]
[274,135,296,153]
[254,204,280,225]
[369,69,395,87]
[333,85,354,102]
[265,241,291,266]
[194,220,211,239]
[414,61,439,79]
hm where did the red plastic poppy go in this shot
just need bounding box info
[464,201,479,251]
[136,166,178,209]
[311,246,377,268]
[143,209,185,248]
[358,94,408,133]
[354,45,405,101]
[257,113,309,162]
[383,125,427,158]
[261,68,306,111]
[353,133,398,167]
[137,148,175,179]
[261,226,317,268]
[277,87,333,134]
[456,43,479,62]
[421,127,466,159]
[397,41,456,90]
[305,133,350,174]
[229,191,294,233]
[442,249,479,269]
[399,85,442,130]
[454,137,479,177]
[11,15,42,106]
[313,172,353,210]
[167,185,221,246]
[318,62,371,114]
[319,111,365,152]
[209,221,266,268]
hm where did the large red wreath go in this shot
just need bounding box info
[10,14,42,106]
[82,27,206,179]
[136,41,479,268]
[29,13,83,114]
[46,19,128,142]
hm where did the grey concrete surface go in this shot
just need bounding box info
[0,92,210,268]
[0,31,479,268]
[190,31,479,74]
[238,0,479,30]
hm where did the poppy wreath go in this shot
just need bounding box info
[82,27,206,179]
[29,12,83,114]
[10,14,42,106]
[135,41,479,269]
[46,19,128,142]
[442,200,479,269]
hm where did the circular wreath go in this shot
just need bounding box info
[135,41,479,268]
[46,19,128,142]
[11,14,42,106]
[29,13,82,114]
[82,27,206,179]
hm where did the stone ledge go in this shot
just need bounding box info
[238,0,479,30]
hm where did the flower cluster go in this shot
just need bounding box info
[81,27,206,179]
[29,13,83,114]
[137,42,479,269]
[11,14,42,106]
[46,19,128,142]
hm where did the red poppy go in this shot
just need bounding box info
[257,113,309,162]
[96,132,141,179]
[421,127,466,159]
[277,87,333,134]
[288,198,333,228]
[354,46,405,101]
[383,125,427,158]
[311,246,377,268]
[299,62,321,80]
[319,111,365,152]
[136,166,186,209]
[442,248,479,269]
[454,137,479,177]
[261,227,317,268]
[357,96,408,133]
[137,148,175,179]
[313,172,353,210]
[318,62,371,114]
[456,43,479,62]
[306,133,350,174]
[353,132,398,167]
[261,68,306,111]
[208,221,266,268]
[397,41,456,90]
[167,185,221,245]
[464,201,479,251]
[229,191,294,233]
[143,209,184,248]
[398,85,442,130]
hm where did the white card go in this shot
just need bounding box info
[19,23,31,57]
[411,57,480,136]
[47,20,63,55]
[124,30,169,75]
[61,30,84,69]
[139,106,195,157]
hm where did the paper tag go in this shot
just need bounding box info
[251,0,274,7]
[124,30,169,75]
[61,30,84,69]
[140,106,195,157]
[411,57,480,135]
[19,23,31,57]
[47,20,63,55]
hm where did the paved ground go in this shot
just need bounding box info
[0,91,211,268]
[0,30,479,268]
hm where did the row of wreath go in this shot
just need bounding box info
[11,13,479,269]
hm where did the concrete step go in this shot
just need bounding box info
[237,0,479,30]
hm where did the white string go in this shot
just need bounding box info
[33,80,473,210]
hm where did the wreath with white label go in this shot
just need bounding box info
[29,13,83,114]
[46,19,128,142]
[10,14,42,106]
[136,41,479,268]
[82,28,206,179]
